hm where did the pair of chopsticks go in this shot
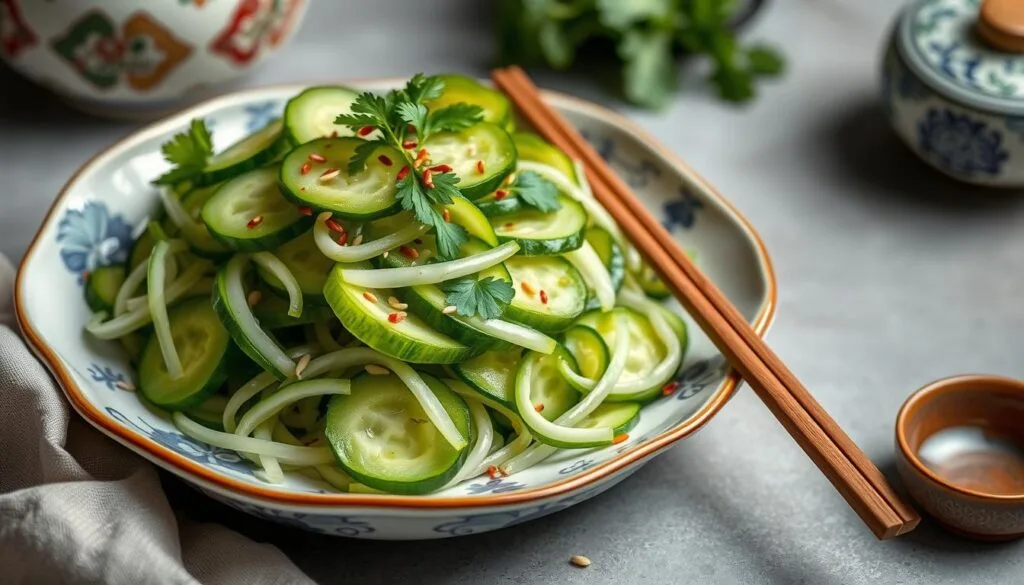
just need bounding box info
[491,66,920,539]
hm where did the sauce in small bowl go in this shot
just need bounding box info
[895,375,1024,541]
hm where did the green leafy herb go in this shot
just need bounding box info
[510,171,561,212]
[153,119,213,185]
[497,0,784,109]
[335,74,484,260]
[442,276,515,320]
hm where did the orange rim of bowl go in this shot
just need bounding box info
[895,373,1024,502]
[15,80,778,510]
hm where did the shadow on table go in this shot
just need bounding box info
[0,63,110,128]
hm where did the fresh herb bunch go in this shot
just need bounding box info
[153,119,214,186]
[334,74,486,261]
[497,0,784,108]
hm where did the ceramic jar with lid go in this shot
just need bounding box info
[882,0,1024,187]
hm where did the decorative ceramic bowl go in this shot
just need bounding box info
[881,0,1024,187]
[15,80,776,539]
[895,374,1024,541]
[0,0,307,117]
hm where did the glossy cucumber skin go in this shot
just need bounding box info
[503,256,587,334]
[196,120,288,186]
[84,265,125,313]
[202,167,313,252]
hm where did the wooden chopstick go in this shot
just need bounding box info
[491,66,920,539]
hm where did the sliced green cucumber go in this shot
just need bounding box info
[631,260,670,300]
[475,190,524,217]
[576,307,669,403]
[325,372,471,495]
[423,122,515,200]
[504,255,586,334]
[323,262,475,364]
[120,331,146,366]
[201,166,312,252]
[513,132,577,184]
[256,231,332,306]
[583,226,625,311]
[178,183,232,259]
[578,401,640,436]
[279,137,403,219]
[183,394,229,431]
[425,74,512,128]
[451,348,522,408]
[370,195,497,265]
[525,350,580,423]
[137,296,230,410]
[561,325,609,391]
[198,119,287,186]
[284,85,360,144]
[252,288,333,329]
[491,195,587,255]
[128,218,176,270]
[84,265,125,313]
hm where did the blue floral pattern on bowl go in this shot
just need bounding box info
[56,201,132,282]
[917,108,1008,176]
[87,363,127,390]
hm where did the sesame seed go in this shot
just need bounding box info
[504,173,516,186]
[115,380,135,392]
[442,305,458,315]
[319,168,341,182]
[540,289,549,304]
[442,208,451,222]
[294,353,311,378]
[308,153,326,163]
[570,555,591,568]
[382,251,389,258]
[520,281,536,296]
[362,291,378,303]
[365,364,390,375]
[534,403,544,413]
[387,296,408,310]
[467,144,477,157]
[247,290,262,307]
[246,216,263,229]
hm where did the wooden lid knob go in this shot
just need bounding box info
[978,0,1024,53]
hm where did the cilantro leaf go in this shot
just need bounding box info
[404,74,445,105]
[423,170,460,205]
[619,29,676,110]
[511,171,561,212]
[153,119,213,185]
[347,139,388,175]
[334,91,389,131]
[395,170,466,260]
[427,104,484,135]
[747,45,785,76]
[441,276,515,320]
[431,211,468,260]
[397,102,429,137]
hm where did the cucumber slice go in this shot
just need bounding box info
[198,119,287,186]
[423,122,515,200]
[583,226,625,311]
[120,331,146,366]
[578,401,640,436]
[513,132,578,184]
[504,255,586,333]
[179,184,231,259]
[425,74,512,128]
[127,218,176,270]
[284,85,360,144]
[491,195,587,255]
[451,348,522,408]
[183,394,229,431]
[576,307,670,403]
[631,260,670,300]
[279,137,403,220]
[323,262,475,364]
[138,296,230,410]
[252,288,334,329]
[84,265,125,313]
[369,195,497,262]
[201,167,312,252]
[526,350,580,423]
[475,190,524,217]
[325,372,472,495]
[561,325,609,391]
[256,231,332,306]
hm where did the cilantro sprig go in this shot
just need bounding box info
[153,119,213,186]
[442,276,515,320]
[335,75,484,260]
[508,171,561,212]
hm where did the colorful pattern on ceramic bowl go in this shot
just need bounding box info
[15,80,776,539]
[881,0,1024,187]
[0,0,307,115]
[895,375,1024,541]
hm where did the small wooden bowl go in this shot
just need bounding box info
[895,375,1024,541]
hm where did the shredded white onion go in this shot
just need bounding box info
[124,260,209,312]
[313,211,427,262]
[313,320,344,352]
[298,347,467,450]
[515,353,612,446]
[571,159,640,272]
[158,188,193,231]
[222,344,320,432]
[519,160,621,241]
[254,419,285,484]
[221,254,296,379]
[251,251,303,318]
[473,318,556,354]
[440,395,493,490]
[565,242,615,312]
[339,241,520,288]
[172,412,335,465]
[148,240,182,379]
[611,288,684,396]
[445,378,532,476]
[234,379,351,439]
[115,261,149,316]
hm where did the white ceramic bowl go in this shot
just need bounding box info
[0,0,307,117]
[15,80,776,539]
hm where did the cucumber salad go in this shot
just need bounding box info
[82,74,689,495]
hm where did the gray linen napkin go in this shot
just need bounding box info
[0,253,315,585]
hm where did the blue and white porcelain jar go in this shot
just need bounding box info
[882,0,1024,187]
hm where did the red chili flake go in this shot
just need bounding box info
[494,189,509,200]
[81,270,90,282]
[246,215,264,229]
[534,403,545,413]
[300,162,312,175]
[336,232,349,246]
[422,169,435,189]
[486,465,506,480]
[661,381,679,396]
[442,208,451,223]
[429,164,452,174]
[612,434,629,445]
[402,140,417,150]
[329,130,339,138]
[504,222,515,229]
[297,206,313,216]
[387,312,406,324]
[540,289,549,304]
[475,160,485,174]
[324,218,346,234]
[415,148,429,161]
[399,245,419,260]
[396,165,410,181]
[377,154,393,166]
[358,125,374,137]
[308,153,326,163]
